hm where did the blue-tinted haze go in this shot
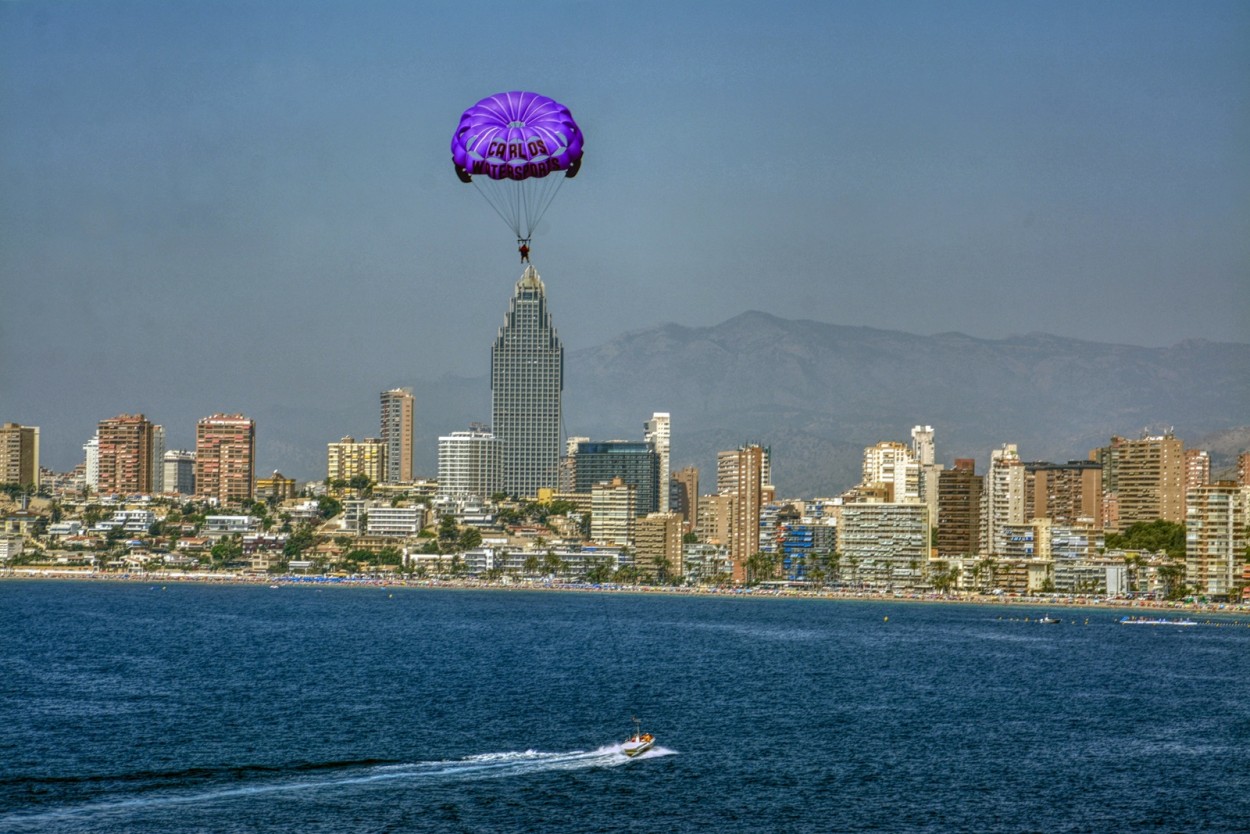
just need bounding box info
[2,1,1247,473]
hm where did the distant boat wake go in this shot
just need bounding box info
[0,745,676,829]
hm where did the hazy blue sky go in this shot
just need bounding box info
[2,0,1247,474]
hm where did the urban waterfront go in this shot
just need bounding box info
[2,581,1248,832]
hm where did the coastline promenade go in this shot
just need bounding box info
[4,567,1248,617]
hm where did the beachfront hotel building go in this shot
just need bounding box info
[96,414,157,496]
[1185,482,1250,599]
[837,502,931,590]
[327,436,387,485]
[437,426,502,500]
[0,423,40,489]
[491,264,563,499]
[380,387,415,483]
[195,414,256,506]
[644,412,671,512]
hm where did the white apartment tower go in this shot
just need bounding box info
[644,412,671,512]
[862,441,921,503]
[981,443,1026,556]
[437,427,503,500]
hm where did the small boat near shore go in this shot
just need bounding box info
[1037,615,1061,624]
[622,718,654,758]
[1119,615,1197,626]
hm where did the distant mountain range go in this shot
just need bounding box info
[407,311,1250,497]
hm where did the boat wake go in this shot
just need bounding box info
[0,745,677,829]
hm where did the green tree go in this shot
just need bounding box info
[317,496,343,520]
[438,515,460,552]
[543,549,563,576]
[1105,520,1186,559]
[210,536,243,569]
[284,526,316,558]
[745,551,779,585]
[523,553,540,575]
[459,527,483,550]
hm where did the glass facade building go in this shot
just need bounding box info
[491,266,563,498]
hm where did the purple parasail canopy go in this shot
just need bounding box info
[451,91,583,183]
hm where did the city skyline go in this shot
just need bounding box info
[2,1,1246,478]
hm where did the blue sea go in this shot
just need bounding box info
[1,581,1248,833]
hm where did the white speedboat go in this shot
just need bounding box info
[622,719,654,758]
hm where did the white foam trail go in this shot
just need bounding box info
[0,744,677,829]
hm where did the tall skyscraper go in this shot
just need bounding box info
[97,414,156,496]
[491,264,563,498]
[380,388,415,483]
[644,413,671,512]
[0,423,40,489]
[195,414,255,506]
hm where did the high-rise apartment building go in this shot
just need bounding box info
[671,466,700,532]
[1185,449,1210,492]
[380,388,415,483]
[862,441,921,503]
[912,425,943,529]
[727,444,766,583]
[327,436,387,484]
[981,443,1026,557]
[150,424,165,494]
[644,413,671,512]
[573,441,661,516]
[491,265,563,498]
[195,414,256,505]
[83,434,99,492]
[591,476,636,545]
[163,450,196,496]
[97,414,156,496]
[0,423,40,489]
[1238,452,1250,487]
[1094,434,1185,532]
[635,512,683,582]
[936,459,982,558]
[1185,482,1249,599]
[1024,461,1102,527]
[717,445,771,496]
[437,426,503,500]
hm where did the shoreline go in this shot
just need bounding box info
[4,568,1248,617]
